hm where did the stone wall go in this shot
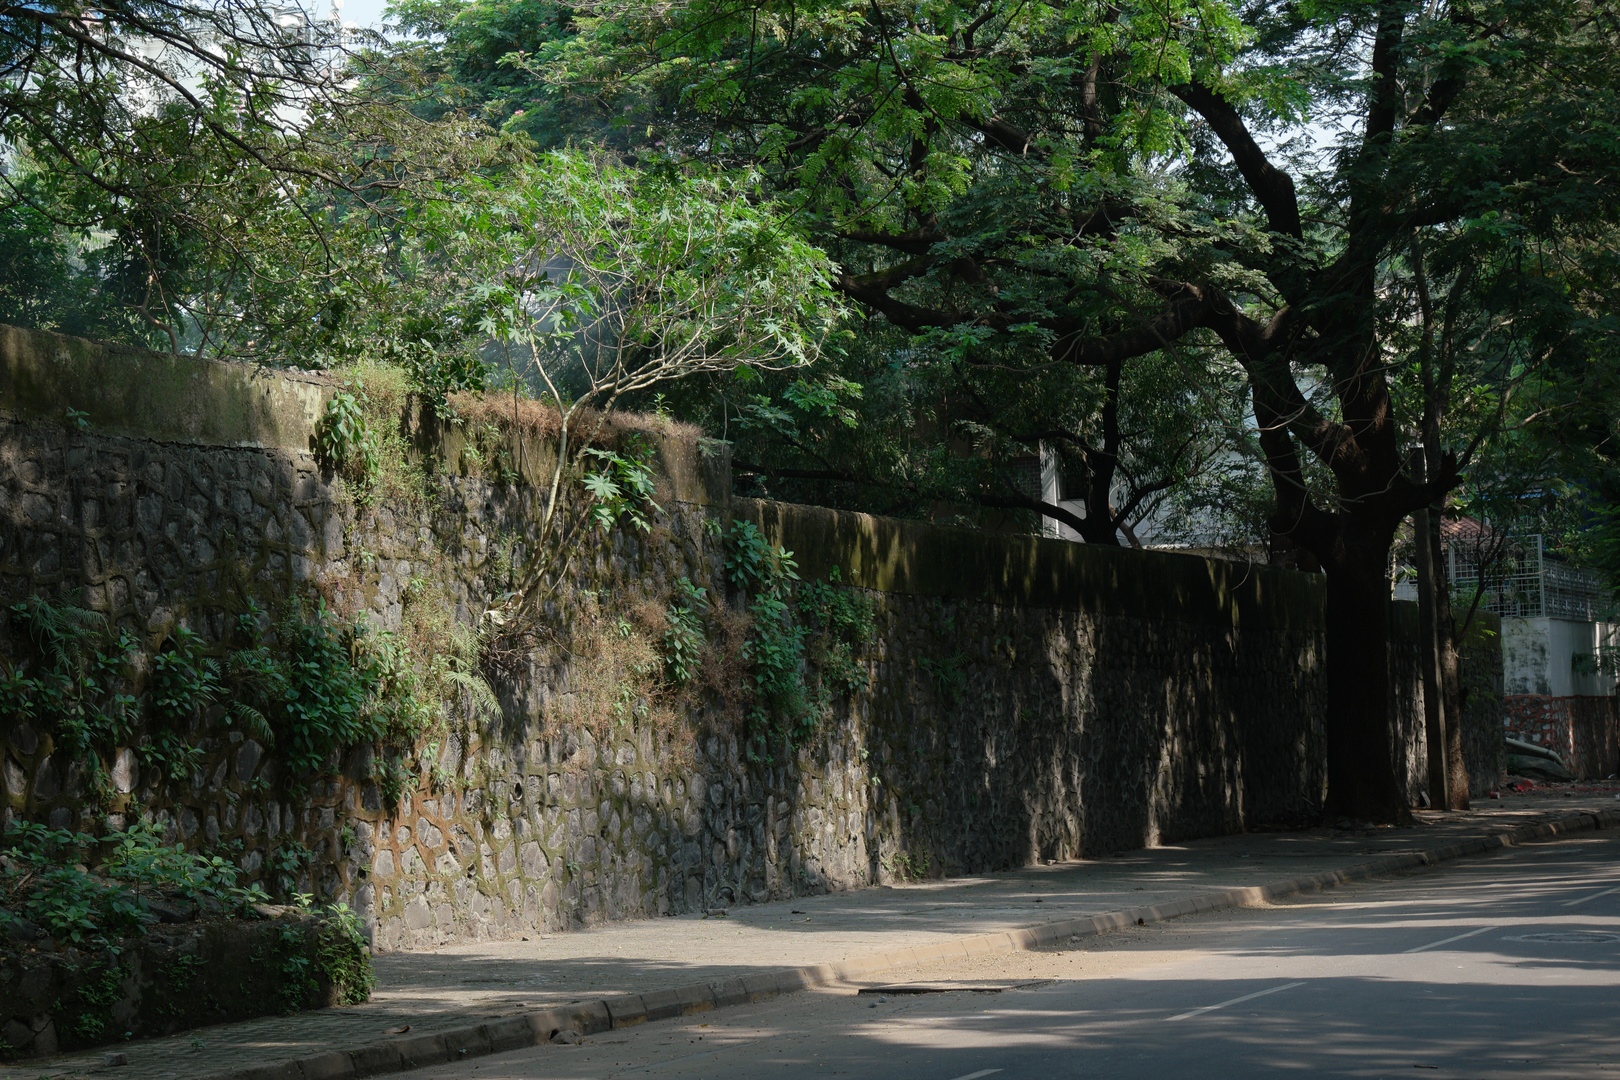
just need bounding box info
[1387,603,1505,802]
[3,910,358,1058]
[0,324,1486,953]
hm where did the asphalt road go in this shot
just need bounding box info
[413,833,1620,1080]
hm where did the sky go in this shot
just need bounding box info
[328,0,391,30]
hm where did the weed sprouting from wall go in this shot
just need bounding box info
[798,567,876,696]
[661,578,708,686]
[321,364,434,511]
[726,521,875,760]
[0,599,138,788]
[0,590,488,851]
[315,390,380,492]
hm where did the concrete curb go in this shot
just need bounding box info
[214,808,1620,1080]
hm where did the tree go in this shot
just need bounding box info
[444,154,848,623]
[540,0,1620,819]
[0,0,513,356]
[648,322,1264,547]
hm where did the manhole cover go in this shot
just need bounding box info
[857,981,1053,994]
[1505,931,1620,944]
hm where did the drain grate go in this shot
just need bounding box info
[857,981,1053,995]
[1505,931,1620,944]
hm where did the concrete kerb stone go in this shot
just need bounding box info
[602,994,648,1028]
[296,1052,355,1080]
[738,971,782,1001]
[184,810,1619,1080]
[346,1043,404,1077]
[709,977,750,1008]
[635,988,685,1022]
[484,1015,535,1053]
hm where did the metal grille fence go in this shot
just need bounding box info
[1447,533,1612,621]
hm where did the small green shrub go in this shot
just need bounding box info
[742,592,812,746]
[228,600,444,786]
[267,902,373,1013]
[0,821,268,950]
[150,627,223,727]
[726,520,798,594]
[274,923,317,1013]
[266,840,312,899]
[921,652,968,705]
[316,389,381,488]
[0,598,137,757]
[580,438,662,534]
[727,524,873,758]
[882,849,931,881]
[141,730,207,784]
[798,566,876,695]
[59,963,124,1043]
[661,578,708,686]
[317,903,375,1005]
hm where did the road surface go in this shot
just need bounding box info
[412,832,1620,1079]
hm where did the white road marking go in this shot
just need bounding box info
[1403,925,1498,953]
[1563,885,1620,907]
[1165,981,1305,1022]
[944,1071,1002,1080]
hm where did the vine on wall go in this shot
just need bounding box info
[0,590,477,843]
[726,521,875,760]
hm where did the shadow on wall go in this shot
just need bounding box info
[740,499,1331,873]
[1386,602,1506,804]
[0,321,1455,953]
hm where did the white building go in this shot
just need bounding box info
[1431,531,1620,779]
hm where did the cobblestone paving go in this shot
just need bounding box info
[9,790,1616,1080]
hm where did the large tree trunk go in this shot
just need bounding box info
[1432,524,1471,808]
[1320,519,1411,823]
[1414,506,1451,809]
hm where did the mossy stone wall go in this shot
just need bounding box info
[2,911,359,1058]
[0,323,1494,954]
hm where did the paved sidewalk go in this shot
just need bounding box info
[12,788,1620,1080]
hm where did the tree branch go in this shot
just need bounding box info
[1170,81,1302,241]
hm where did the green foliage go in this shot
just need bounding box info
[266,841,313,900]
[316,390,382,490]
[0,820,269,950]
[151,627,223,727]
[229,600,445,784]
[725,521,799,594]
[0,598,137,758]
[920,653,968,706]
[0,594,462,833]
[0,0,526,366]
[0,828,146,948]
[881,849,930,882]
[58,963,125,1044]
[740,591,811,750]
[266,901,374,1013]
[384,0,587,148]
[316,903,375,1006]
[580,440,662,534]
[0,173,169,348]
[262,604,383,777]
[374,754,410,809]
[273,923,317,1013]
[797,566,876,696]
[141,731,207,784]
[101,821,270,912]
[661,578,709,686]
[727,523,873,757]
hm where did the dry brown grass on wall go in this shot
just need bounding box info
[526,564,756,773]
[446,393,702,447]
